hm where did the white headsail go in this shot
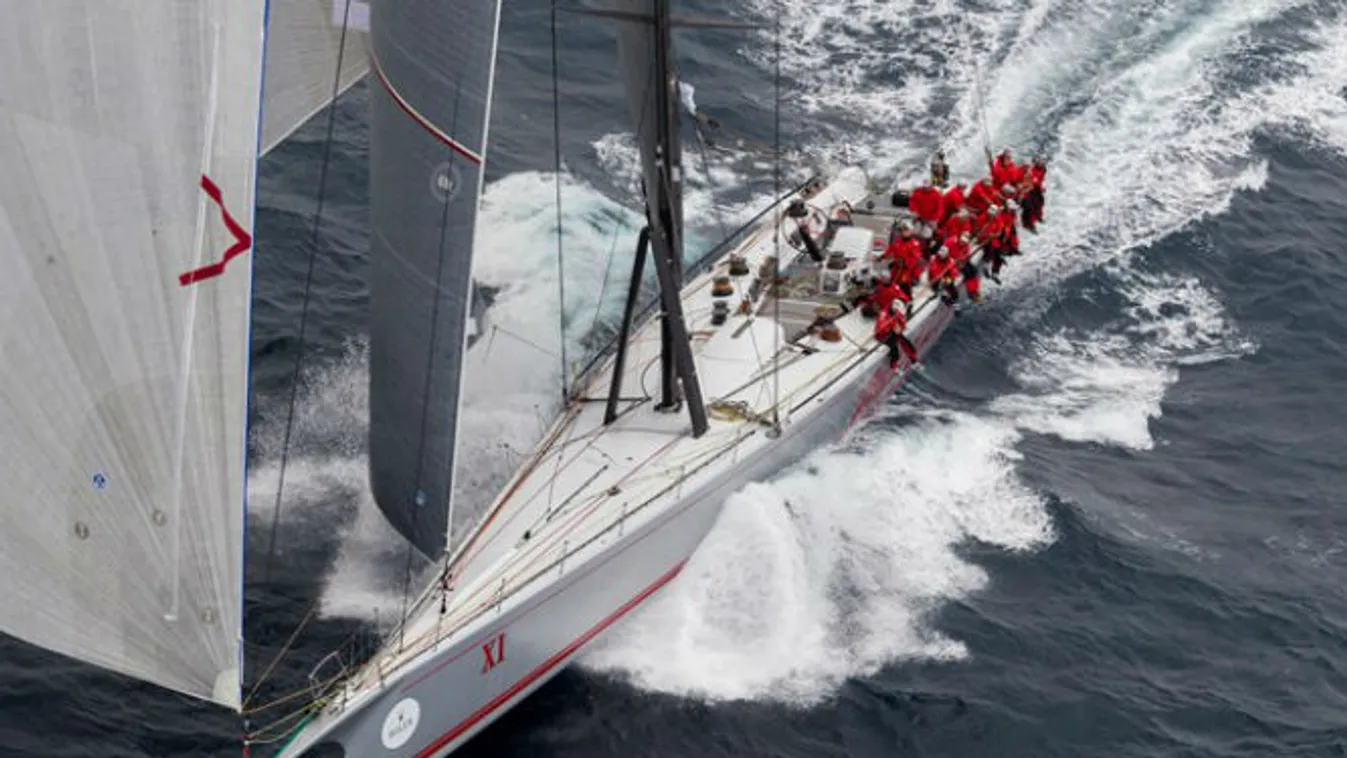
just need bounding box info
[260,0,371,155]
[0,1,266,708]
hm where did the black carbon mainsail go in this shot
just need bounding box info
[367,0,502,558]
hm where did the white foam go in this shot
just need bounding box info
[245,343,415,621]
[992,266,1255,450]
[257,0,1343,698]
[1257,18,1347,156]
[583,259,1254,697]
[583,412,1051,704]
[577,0,1323,701]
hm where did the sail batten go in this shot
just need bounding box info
[0,1,265,709]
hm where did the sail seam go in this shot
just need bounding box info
[369,49,483,164]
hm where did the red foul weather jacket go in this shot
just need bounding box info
[1029,164,1046,190]
[928,254,958,284]
[908,186,945,224]
[991,156,1024,188]
[874,308,907,341]
[940,212,973,242]
[872,281,910,316]
[943,235,972,264]
[966,179,1001,214]
[942,185,966,220]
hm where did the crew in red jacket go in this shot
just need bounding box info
[908,181,945,226]
[872,278,911,317]
[997,201,1021,257]
[943,232,972,264]
[882,226,924,278]
[990,148,1024,188]
[1021,157,1047,231]
[891,241,923,295]
[977,204,1007,278]
[874,300,918,368]
[940,209,974,249]
[966,177,1001,214]
[975,203,1001,245]
[928,245,960,304]
[957,231,982,303]
[942,182,967,222]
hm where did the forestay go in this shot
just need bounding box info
[366,0,503,559]
[0,2,265,708]
[260,0,371,155]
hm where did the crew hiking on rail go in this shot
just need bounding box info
[868,146,1049,369]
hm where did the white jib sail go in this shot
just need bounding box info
[260,0,371,155]
[0,1,265,709]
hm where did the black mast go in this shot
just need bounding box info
[599,0,708,437]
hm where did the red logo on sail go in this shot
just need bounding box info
[178,174,253,286]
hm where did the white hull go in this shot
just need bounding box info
[276,168,968,757]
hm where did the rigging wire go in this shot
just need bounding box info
[665,42,732,249]
[246,0,354,725]
[587,218,624,336]
[260,0,353,581]
[551,0,570,401]
[771,0,783,429]
[971,53,994,165]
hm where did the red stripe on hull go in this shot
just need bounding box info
[411,560,687,758]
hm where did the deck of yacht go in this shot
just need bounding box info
[332,169,953,700]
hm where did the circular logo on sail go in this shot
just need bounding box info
[381,697,421,750]
[430,161,462,202]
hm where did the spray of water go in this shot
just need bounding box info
[579,0,1343,702]
[248,0,1347,703]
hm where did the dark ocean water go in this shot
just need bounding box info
[4,1,1347,757]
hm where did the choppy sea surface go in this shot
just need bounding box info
[3,1,1346,756]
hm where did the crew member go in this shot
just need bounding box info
[966,176,1001,214]
[888,231,923,298]
[930,150,951,188]
[958,232,982,303]
[997,200,1021,257]
[882,224,924,277]
[929,245,960,304]
[940,206,974,243]
[942,181,967,222]
[979,204,1007,280]
[872,277,910,317]
[944,231,972,264]
[875,300,918,368]
[1021,157,1047,231]
[908,180,945,230]
[990,148,1023,188]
